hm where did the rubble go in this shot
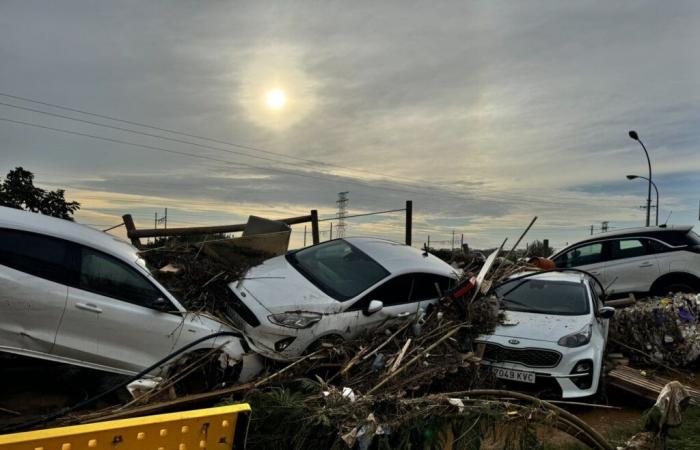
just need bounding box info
[609,293,700,367]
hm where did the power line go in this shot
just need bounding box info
[0,91,627,207]
[0,115,622,210]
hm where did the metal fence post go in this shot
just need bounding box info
[311,209,320,245]
[405,200,412,246]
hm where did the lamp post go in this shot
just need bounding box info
[628,130,653,227]
[626,175,659,226]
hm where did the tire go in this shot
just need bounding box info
[651,274,700,296]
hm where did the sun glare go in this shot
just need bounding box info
[266,89,287,110]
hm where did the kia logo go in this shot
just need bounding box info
[508,339,520,345]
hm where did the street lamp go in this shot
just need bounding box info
[628,130,653,227]
[626,174,659,226]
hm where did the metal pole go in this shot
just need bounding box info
[311,209,320,245]
[405,200,413,246]
[631,133,652,227]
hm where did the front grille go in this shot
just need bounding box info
[482,343,561,368]
[224,289,260,327]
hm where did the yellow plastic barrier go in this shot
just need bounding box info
[0,404,250,450]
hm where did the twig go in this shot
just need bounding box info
[361,320,414,361]
[389,338,412,374]
[367,325,464,395]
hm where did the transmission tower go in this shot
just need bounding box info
[336,191,349,238]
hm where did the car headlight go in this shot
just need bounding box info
[268,312,322,329]
[557,324,592,348]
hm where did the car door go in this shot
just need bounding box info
[604,238,660,295]
[53,245,185,374]
[0,228,71,355]
[553,242,608,291]
[345,274,417,338]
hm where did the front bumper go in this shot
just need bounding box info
[477,339,601,399]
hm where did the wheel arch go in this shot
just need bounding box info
[650,272,700,295]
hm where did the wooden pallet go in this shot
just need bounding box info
[607,365,700,403]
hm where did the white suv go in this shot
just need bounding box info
[477,272,614,398]
[0,206,251,376]
[550,226,700,296]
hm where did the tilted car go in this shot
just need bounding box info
[476,272,614,399]
[224,237,459,360]
[0,206,256,377]
[550,225,700,296]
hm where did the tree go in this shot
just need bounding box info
[0,167,80,220]
[525,240,552,258]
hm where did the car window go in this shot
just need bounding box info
[559,243,603,267]
[496,279,590,315]
[0,228,73,285]
[610,239,647,260]
[411,273,454,301]
[646,239,668,254]
[287,240,389,301]
[350,274,414,310]
[79,247,164,308]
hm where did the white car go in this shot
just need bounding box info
[550,226,700,296]
[0,206,254,377]
[225,237,459,360]
[476,272,614,399]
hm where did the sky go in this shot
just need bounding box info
[1,1,699,250]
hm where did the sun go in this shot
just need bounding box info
[266,89,287,110]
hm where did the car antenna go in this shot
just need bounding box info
[661,210,672,227]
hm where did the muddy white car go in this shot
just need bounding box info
[0,206,255,377]
[225,237,459,360]
[476,272,614,398]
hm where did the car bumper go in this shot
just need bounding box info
[476,339,602,399]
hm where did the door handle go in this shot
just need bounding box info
[395,312,412,318]
[589,271,601,275]
[638,262,654,268]
[76,302,103,313]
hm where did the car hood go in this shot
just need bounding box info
[485,310,591,343]
[231,254,341,314]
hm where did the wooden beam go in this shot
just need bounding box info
[121,214,142,248]
[127,214,313,239]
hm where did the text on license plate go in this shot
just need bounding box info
[493,367,535,383]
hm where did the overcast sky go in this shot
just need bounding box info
[1,1,699,249]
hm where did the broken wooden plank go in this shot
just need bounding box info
[607,365,700,403]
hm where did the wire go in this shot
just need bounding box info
[0,92,629,207]
[0,116,589,209]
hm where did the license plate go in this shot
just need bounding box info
[493,367,536,384]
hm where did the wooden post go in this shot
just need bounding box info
[405,200,412,246]
[303,226,307,247]
[330,223,333,240]
[311,209,320,245]
[122,214,142,248]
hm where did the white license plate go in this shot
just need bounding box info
[493,367,536,384]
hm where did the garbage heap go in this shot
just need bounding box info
[141,241,269,318]
[609,292,700,367]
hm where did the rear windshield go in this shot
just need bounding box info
[287,240,389,301]
[495,279,590,316]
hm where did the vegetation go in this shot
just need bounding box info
[0,167,80,220]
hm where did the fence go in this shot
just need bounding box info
[121,201,413,249]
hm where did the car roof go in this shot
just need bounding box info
[551,225,695,256]
[0,206,140,264]
[343,237,458,276]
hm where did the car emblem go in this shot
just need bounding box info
[508,339,520,345]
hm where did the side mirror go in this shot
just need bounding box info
[598,306,615,319]
[367,300,384,315]
[151,297,170,311]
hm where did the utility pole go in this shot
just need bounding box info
[336,191,349,238]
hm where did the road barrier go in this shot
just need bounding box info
[0,404,250,450]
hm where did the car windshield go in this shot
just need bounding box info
[287,240,389,301]
[495,279,590,316]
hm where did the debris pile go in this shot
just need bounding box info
[141,241,269,317]
[609,292,700,367]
